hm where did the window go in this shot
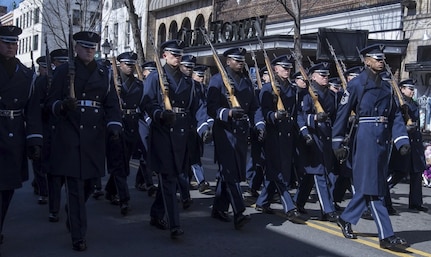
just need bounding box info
[125,21,130,47]
[73,10,81,26]
[33,34,39,51]
[34,8,40,24]
[90,12,100,29]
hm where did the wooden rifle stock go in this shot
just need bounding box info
[44,34,53,91]
[289,49,324,113]
[384,62,413,126]
[199,27,241,108]
[67,3,75,98]
[326,39,347,90]
[148,33,172,111]
[110,57,123,110]
[249,46,263,90]
[253,23,285,111]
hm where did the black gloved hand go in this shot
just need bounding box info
[275,110,287,120]
[334,147,348,161]
[230,107,245,120]
[316,112,328,122]
[406,124,416,133]
[399,144,411,156]
[109,129,121,141]
[348,115,356,124]
[61,97,77,112]
[161,110,176,125]
[257,128,266,142]
[202,129,213,144]
[304,134,314,146]
[27,145,41,160]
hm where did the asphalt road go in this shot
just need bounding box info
[1,144,431,257]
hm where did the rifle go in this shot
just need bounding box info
[199,27,241,108]
[326,39,347,90]
[253,22,285,111]
[289,49,324,113]
[307,56,315,66]
[148,33,172,111]
[67,2,75,98]
[44,34,53,91]
[110,56,123,110]
[249,46,263,90]
[383,62,413,126]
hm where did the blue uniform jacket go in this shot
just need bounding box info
[143,64,207,176]
[47,58,123,180]
[389,98,426,174]
[332,68,410,195]
[297,81,341,175]
[207,67,264,182]
[0,59,42,190]
[259,78,297,181]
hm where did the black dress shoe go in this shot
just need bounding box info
[408,205,428,212]
[361,209,373,220]
[49,212,59,222]
[92,189,104,199]
[170,227,184,239]
[334,203,344,211]
[246,188,259,198]
[105,193,120,205]
[380,235,409,251]
[234,213,251,230]
[387,206,397,215]
[150,217,168,230]
[286,209,306,224]
[296,204,308,214]
[72,239,87,251]
[120,202,130,216]
[135,183,147,191]
[211,209,231,222]
[38,196,48,205]
[255,205,275,214]
[337,218,356,239]
[322,211,339,222]
[182,198,193,210]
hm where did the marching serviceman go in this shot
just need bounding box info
[46,49,69,222]
[135,61,157,197]
[143,40,209,239]
[46,31,122,251]
[104,51,146,216]
[0,25,43,252]
[332,44,410,251]
[386,79,428,213]
[207,47,264,229]
[294,62,339,222]
[255,54,305,224]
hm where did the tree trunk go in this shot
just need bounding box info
[124,0,145,65]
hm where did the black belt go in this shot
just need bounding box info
[77,100,102,108]
[123,109,140,115]
[0,109,22,118]
[358,116,388,123]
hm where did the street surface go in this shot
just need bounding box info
[1,144,431,257]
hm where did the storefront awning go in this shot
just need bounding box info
[149,0,195,11]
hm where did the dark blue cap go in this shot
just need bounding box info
[161,40,184,56]
[180,55,196,67]
[73,31,101,49]
[271,54,293,69]
[328,77,341,88]
[0,25,22,43]
[141,61,156,71]
[50,49,68,63]
[343,66,364,77]
[259,66,268,77]
[360,44,385,60]
[399,79,416,89]
[291,71,303,80]
[36,56,47,68]
[193,65,207,77]
[308,62,330,76]
[117,51,137,65]
[223,47,246,62]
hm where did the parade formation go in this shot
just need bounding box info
[0,15,430,255]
